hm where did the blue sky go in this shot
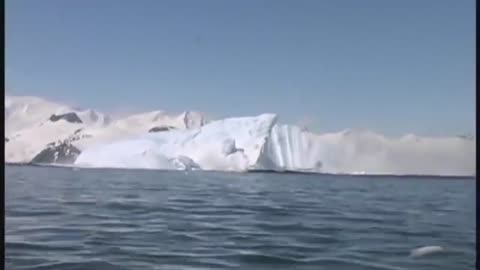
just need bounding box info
[6,0,475,136]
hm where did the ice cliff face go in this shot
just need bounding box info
[262,126,475,175]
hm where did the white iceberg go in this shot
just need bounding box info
[76,114,278,171]
[75,114,475,176]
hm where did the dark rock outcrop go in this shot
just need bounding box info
[30,127,96,164]
[31,141,81,164]
[49,112,83,124]
[68,131,93,142]
[149,126,175,133]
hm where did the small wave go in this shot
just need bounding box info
[23,260,124,270]
[232,252,303,264]
[6,241,81,252]
[7,209,64,217]
[170,232,207,242]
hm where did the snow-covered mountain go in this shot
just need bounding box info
[5,95,208,163]
[4,95,476,176]
[5,96,110,134]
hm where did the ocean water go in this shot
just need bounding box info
[5,166,476,270]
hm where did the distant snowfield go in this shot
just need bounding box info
[5,95,476,176]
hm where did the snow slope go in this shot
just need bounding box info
[6,96,73,135]
[5,96,110,135]
[5,95,476,176]
[69,110,207,151]
[5,96,112,162]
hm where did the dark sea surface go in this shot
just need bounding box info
[5,165,476,270]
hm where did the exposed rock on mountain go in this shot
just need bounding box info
[31,141,81,164]
[148,126,176,133]
[49,112,83,124]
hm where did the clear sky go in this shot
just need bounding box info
[6,0,475,136]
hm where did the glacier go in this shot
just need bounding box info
[6,95,475,176]
[75,114,475,176]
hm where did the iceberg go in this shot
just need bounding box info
[75,114,475,176]
[76,114,278,171]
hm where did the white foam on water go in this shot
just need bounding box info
[410,246,445,258]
